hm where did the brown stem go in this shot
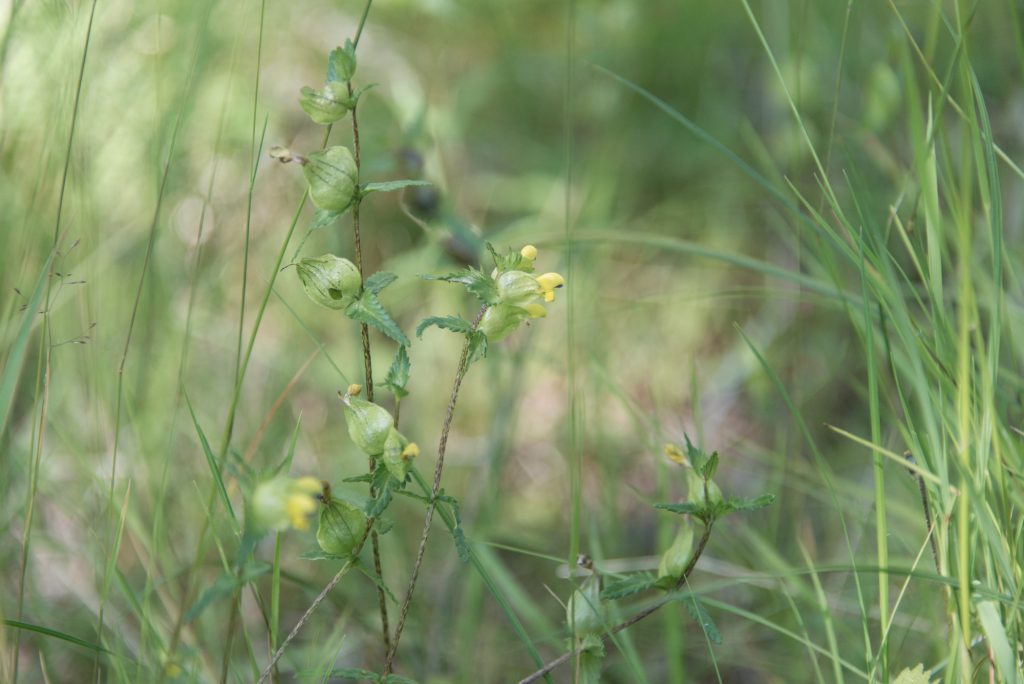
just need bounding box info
[382,307,486,674]
[516,521,714,684]
[257,517,377,683]
[347,70,393,660]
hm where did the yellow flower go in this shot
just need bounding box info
[520,244,538,260]
[251,475,322,533]
[664,443,687,465]
[535,272,565,302]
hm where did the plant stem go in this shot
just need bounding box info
[345,16,392,658]
[383,307,486,674]
[516,521,714,684]
[257,518,376,683]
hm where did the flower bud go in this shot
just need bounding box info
[299,82,350,125]
[520,244,538,260]
[657,521,695,583]
[316,499,367,557]
[302,146,358,212]
[297,254,362,309]
[341,394,394,455]
[566,575,605,637]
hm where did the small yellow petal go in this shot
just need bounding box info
[664,443,687,465]
[401,443,420,460]
[535,272,565,292]
[346,383,363,397]
[524,303,547,319]
[543,291,555,303]
[520,244,538,260]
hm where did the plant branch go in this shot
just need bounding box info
[257,517,376,683]
[345,11,392,658]
[383,306,487,674]
[516,521,714,684]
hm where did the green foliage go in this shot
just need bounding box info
[422,267,500,305]
[416,314,476,337]
[383,345,411,398]
[327,39,357,82]
[362,179,432,195]
[601,574,658,600]
[185,561,271,623]
[683,595,722,645]
[346,290,410,346]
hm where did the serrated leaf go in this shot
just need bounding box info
[384,346,410,398]
[364,271,398,295]
[722,494,776,514]
[421,267,500,305]
[416,314,475,338]
[654,502,706,516]
[185,573,239,623]
[486,241,534,273]
[362,179,432,195]
[367,484,393,518]
[437,492,470,562]
[601,573,658,600]
[467,330,488,363]
[683,433,707,472]
[382,676,420,684]
[326,39,357,82]
[684,595,722,644]
[330,667,380,682]
[892,665,929,684]
[346,292,410,346]
[702,452,719,480]
[342,473,374,484]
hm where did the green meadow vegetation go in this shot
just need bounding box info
[1,0,1022,681]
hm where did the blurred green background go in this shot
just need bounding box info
[2,0,1022,682]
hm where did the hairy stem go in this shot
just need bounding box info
[383,307,486,674]
[257,518,376,683]
[516,521,714,684]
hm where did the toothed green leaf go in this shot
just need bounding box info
[346,292,410,346]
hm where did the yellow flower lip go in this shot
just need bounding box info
[286,490,318,530]
[521,244,538,260]
[346,383,363,397]
[535,272,565,302]
[401,442,420,460]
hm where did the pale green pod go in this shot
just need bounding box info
[302,146,358,212]
[657,521,695,582]
[566,575,605,637]
[296,254,361,310]
[342,395,394,455]
[478,303,529,342]
[686,468,723,507]
[380,427,413,480]
[495,270,540,308]
[299,82,350,125]
[316,500,367,557]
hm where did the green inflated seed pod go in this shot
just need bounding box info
[477,303,529,342]
[302,146,357,212]
[380,427,419,480]
[657,521,695,583]
[686,468,723,507]
[316,499,367,557]
[495,270,540,308]
[296,254,361,310]
[566,574,605,637]
[341,392,394,455]
[299,82,350,125]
